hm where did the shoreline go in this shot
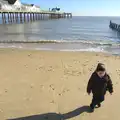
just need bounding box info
[0,47,118,57]
[0,41,119,55]
[0,39,120,55]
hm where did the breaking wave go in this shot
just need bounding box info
[0,39,119,46]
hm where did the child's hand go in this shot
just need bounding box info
[87,92,90,95]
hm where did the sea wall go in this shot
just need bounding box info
[109,21,120,32]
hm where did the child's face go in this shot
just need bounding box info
[97,71,105,78]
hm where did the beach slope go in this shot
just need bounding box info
[0,49,120,120]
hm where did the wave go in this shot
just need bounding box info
[0,45,106,53]
[0,39,119,46]
[59,47,106,52]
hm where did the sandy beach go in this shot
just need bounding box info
[0,49,120,120]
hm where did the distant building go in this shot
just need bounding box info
[0,0,20,11]
[51,7,60,12]
[14,0,21,10]
[21,3,40,12]
[0,0,41,12]
[0,0,16,5]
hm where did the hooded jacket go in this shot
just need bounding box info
[87,72,113,96]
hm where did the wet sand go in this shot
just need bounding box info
[0,49,120,120]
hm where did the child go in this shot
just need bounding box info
[87,63,113,112]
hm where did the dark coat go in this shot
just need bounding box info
[87,72,113,97]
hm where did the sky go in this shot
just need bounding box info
[21,0,120,16]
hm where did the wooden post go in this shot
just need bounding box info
[8,13,10,23]
[43,14,45,19]
[41,14,42,19]
[13,13,14,22]
[42,13,44,19]
[11,12,13,23]
[24,13,26,22]
[67,13,69,18]
[36,13,38,20]
[27,13,29,22]
[2,13,4,24]
[34,13,35,20]
[37,13,39,20]
[33,13,35,21]
[3,13,6,23]
[10,13,12,23]
[38,13,40,20]
[30,13,32,21]
[15,13,18,23]
[17,13,19,22]
[65,13,66,18]
[20,13,22,23]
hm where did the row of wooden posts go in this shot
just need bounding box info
[109,21,120,32]
[1,12,72,24]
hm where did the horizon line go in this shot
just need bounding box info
[72,15,120,17]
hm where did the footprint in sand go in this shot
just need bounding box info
[48,66,54,72]
[39,66,45,70]
[28,54,32,57]
[4,89,8,93]
[58,93,62,96]
[62,88,70,93]
[78,88,81,91]
[26,98,30,101]
[58,89,70,96]
[24,64,28,68]
[49,84,55,91]
[116,82,118,85]
[30,84,34,88]
[89,68,93,71]
[50,100,55,104]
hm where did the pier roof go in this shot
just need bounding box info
[22,3,40,8]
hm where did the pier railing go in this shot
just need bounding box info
[0,10,63,14]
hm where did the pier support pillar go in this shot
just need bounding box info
[33,13,35,21]
[37,13,39,20]
[2,13,7,24]
[24,13,26,22]
[2,13,4,24]
[27,13,29,22]
[10,13,12,23]
[35,13,37,20]
[20,13,22,23]
[41,14,42,19]
[30,13,32,21]
[38,13,40,20]
[8,13,10,23]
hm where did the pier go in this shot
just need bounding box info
[0,11,72,24]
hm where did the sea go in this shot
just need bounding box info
[0,16,120,55]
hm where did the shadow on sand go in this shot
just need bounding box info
[8,106,92,120]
